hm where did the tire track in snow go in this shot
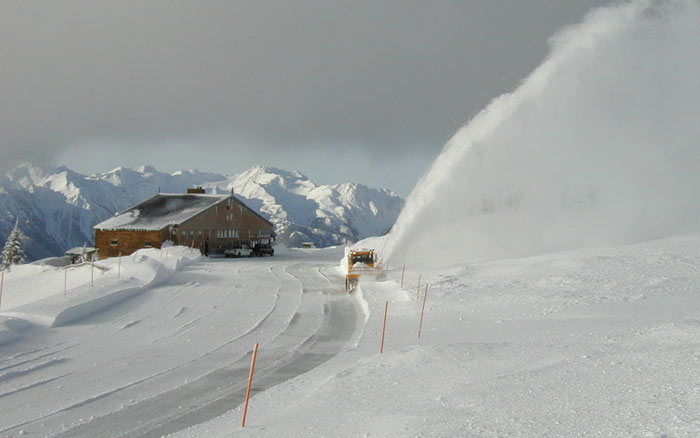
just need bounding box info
[0,256,358,438]
[0,342,77,374]
[105,281,200,332]
[0,372,73,400]
[44,260,358,438]
[0,260,300,437]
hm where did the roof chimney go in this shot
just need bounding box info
[187,186,206,194]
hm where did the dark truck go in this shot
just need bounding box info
[251,238,274,256]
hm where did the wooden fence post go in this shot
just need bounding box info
[242,342,260,428]
[91,255,94,288]
[0,271,4,310]
[419,284,429,339]
[400,264,405,288]
[380,301,389,354]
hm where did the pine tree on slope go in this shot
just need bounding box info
[1,219,27,272]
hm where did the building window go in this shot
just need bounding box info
[260,229,271,237]
[144,241,153,248]
[110,239,118,246]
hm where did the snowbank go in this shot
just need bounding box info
[0,246,202,328]
[0,317,31,346]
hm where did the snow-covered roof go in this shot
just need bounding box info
[65,247,97,255]
[94,193,230,231]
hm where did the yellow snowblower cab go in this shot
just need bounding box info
[345,249,377,291]
[348,249,376,270]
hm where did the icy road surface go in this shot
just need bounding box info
[0,248,361,437]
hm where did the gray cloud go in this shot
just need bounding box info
[1,0,611,195]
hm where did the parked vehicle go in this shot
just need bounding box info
[224,245,252,258]
[252,243,274,257]
[208,248,226,258]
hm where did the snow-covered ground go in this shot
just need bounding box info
[178,235,700,437]
[0,247,201,329]
[0,245,363,437]
[1,237,698,437]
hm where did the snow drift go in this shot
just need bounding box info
[0,246,201,329]
[384,0,700,268]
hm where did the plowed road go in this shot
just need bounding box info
[0,251,362,437]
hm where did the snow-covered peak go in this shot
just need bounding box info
[5,163,85,199]
[5,162,56,187]
[133,164,159,175]
[232,166,313,191]
[170,168,227,181]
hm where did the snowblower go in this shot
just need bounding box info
[345,248,383,291]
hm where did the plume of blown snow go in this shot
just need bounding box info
[384,0,700,268]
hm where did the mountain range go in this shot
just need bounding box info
[0,163,404,260]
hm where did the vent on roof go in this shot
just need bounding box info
[187,187,206,194]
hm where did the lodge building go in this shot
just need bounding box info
[94,188,275,259]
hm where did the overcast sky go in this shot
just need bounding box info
[1,0,613,196]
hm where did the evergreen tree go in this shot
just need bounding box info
[1,219,27,271]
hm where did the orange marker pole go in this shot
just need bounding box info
[400,264,405,288]
[418,284,429,339]
[0,271,4,310]
[380,301,389,354]
[416,274,422,299]
[242,342,260,428]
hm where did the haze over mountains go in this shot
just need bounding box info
[0,163,404,260]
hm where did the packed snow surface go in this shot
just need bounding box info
[384,0,700,268]
[1,237,698,436]
[178,235,700,437]
[0,245,365,437]
[0,246,202,328]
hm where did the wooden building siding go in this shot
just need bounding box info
[175,197,274,253]
[96,229,169,259]
[95,195,274,259]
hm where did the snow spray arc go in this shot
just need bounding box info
[384,0,700,268]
